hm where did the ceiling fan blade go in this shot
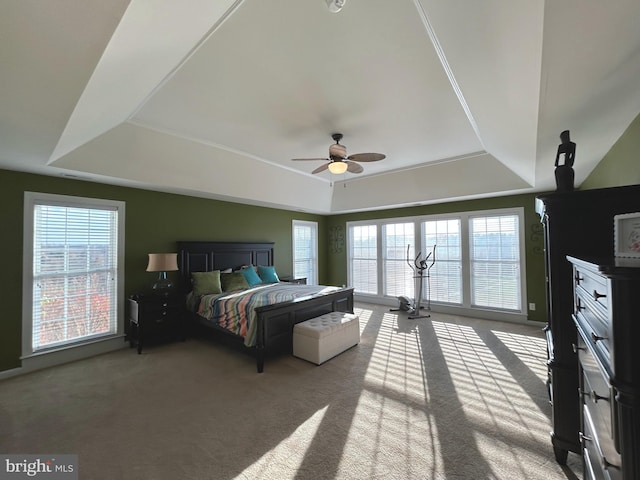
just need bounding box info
[312,163,329,174]
[347,153,386,162]
[292,157,329,161]
[346,161,364,174]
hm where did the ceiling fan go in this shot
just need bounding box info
[292,133,385,175]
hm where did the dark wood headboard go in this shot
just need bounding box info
[177,241,274,290]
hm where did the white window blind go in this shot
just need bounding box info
[32,202,119,351]
[293,220,318,284]
[347,208,525,318]
[383,223,414,298]
[470,214,521,311]
[423,219,462,304]
[350,224,378,294]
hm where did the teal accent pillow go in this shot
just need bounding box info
[192,270,222,296]
[241,265,262,287]
[221,272,249,291]
[258,266,280,283]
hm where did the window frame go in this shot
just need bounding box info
[469,212,523,311]
[381,222,415,299]
[422,217,463,305]
[346,207,527,322]
[22,192,125,371]
[292,219,318,285]
[348,223,379,295]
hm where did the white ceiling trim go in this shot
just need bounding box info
[411,0,483,146]
[52,122,335,214]
[48,0,241,164]
[2,0,639,215]
[126,118,332,183]
[331,153,531,213]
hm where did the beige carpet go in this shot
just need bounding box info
[0,303,582,480]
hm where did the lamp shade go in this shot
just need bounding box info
[328,161,348,174]
[146,253,178,272]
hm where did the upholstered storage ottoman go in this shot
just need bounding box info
[293,312,360,365]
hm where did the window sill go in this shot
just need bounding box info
[19,334,126,376]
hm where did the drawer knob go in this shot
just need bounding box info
[590,390,609,403]
[572,343,584,353]
[591,332,607,343]
[592,290,607,301]
[574,273,584,284]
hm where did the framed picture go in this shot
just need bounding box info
[614,212,640,258]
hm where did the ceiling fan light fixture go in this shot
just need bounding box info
[292,133,384,175]
[325,0,346,13]
[329,143,347,158]
[328,161,348,174]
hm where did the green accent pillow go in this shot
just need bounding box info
[241,265,262,287]
[258,266,280,283]
[221,272,249,291]
[192,270,221,296]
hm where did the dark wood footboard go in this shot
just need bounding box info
[177,240,354,373]
[254,287,354,372]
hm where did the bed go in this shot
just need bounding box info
[177,241,354,372]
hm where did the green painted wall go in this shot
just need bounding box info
[3,108,640,373]
[325,193,548,323]
[581,112,640,189]
[0,169,325,372]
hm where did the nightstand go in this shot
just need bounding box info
[128,294,184,354]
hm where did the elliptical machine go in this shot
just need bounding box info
[391,244,436,319]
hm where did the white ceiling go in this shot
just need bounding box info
[2,0,640,214]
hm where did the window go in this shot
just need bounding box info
[292,220,318,285]
[383,223,414,298]
[423,218,461,304]
[349,224,378,294]
[347,208,526,319]
[470,214,521,311]
[23,193,125,361]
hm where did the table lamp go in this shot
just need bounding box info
[146,253,179,292]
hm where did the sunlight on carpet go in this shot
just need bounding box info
[233,306,572,479]
[335,307,562,479]
[431,321,556,478]
[236,406,330,479]
[0,303,581,480]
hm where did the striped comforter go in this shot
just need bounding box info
[197,283,339,346]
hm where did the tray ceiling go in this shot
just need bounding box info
[2,0,640,213]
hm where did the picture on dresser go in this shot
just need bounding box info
[614,212,640,257]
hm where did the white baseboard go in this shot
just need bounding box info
[0,335,127,381]
[355,294,542,326]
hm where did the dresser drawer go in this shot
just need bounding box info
[575,314,612,370]
[574,298,611,363]
[573,263,612,363]
[578,334,620,464]
[575,265,609,312]
[582,405,621,480]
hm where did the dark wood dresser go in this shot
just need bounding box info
[568,256,640,480]
[535,184,640,465]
